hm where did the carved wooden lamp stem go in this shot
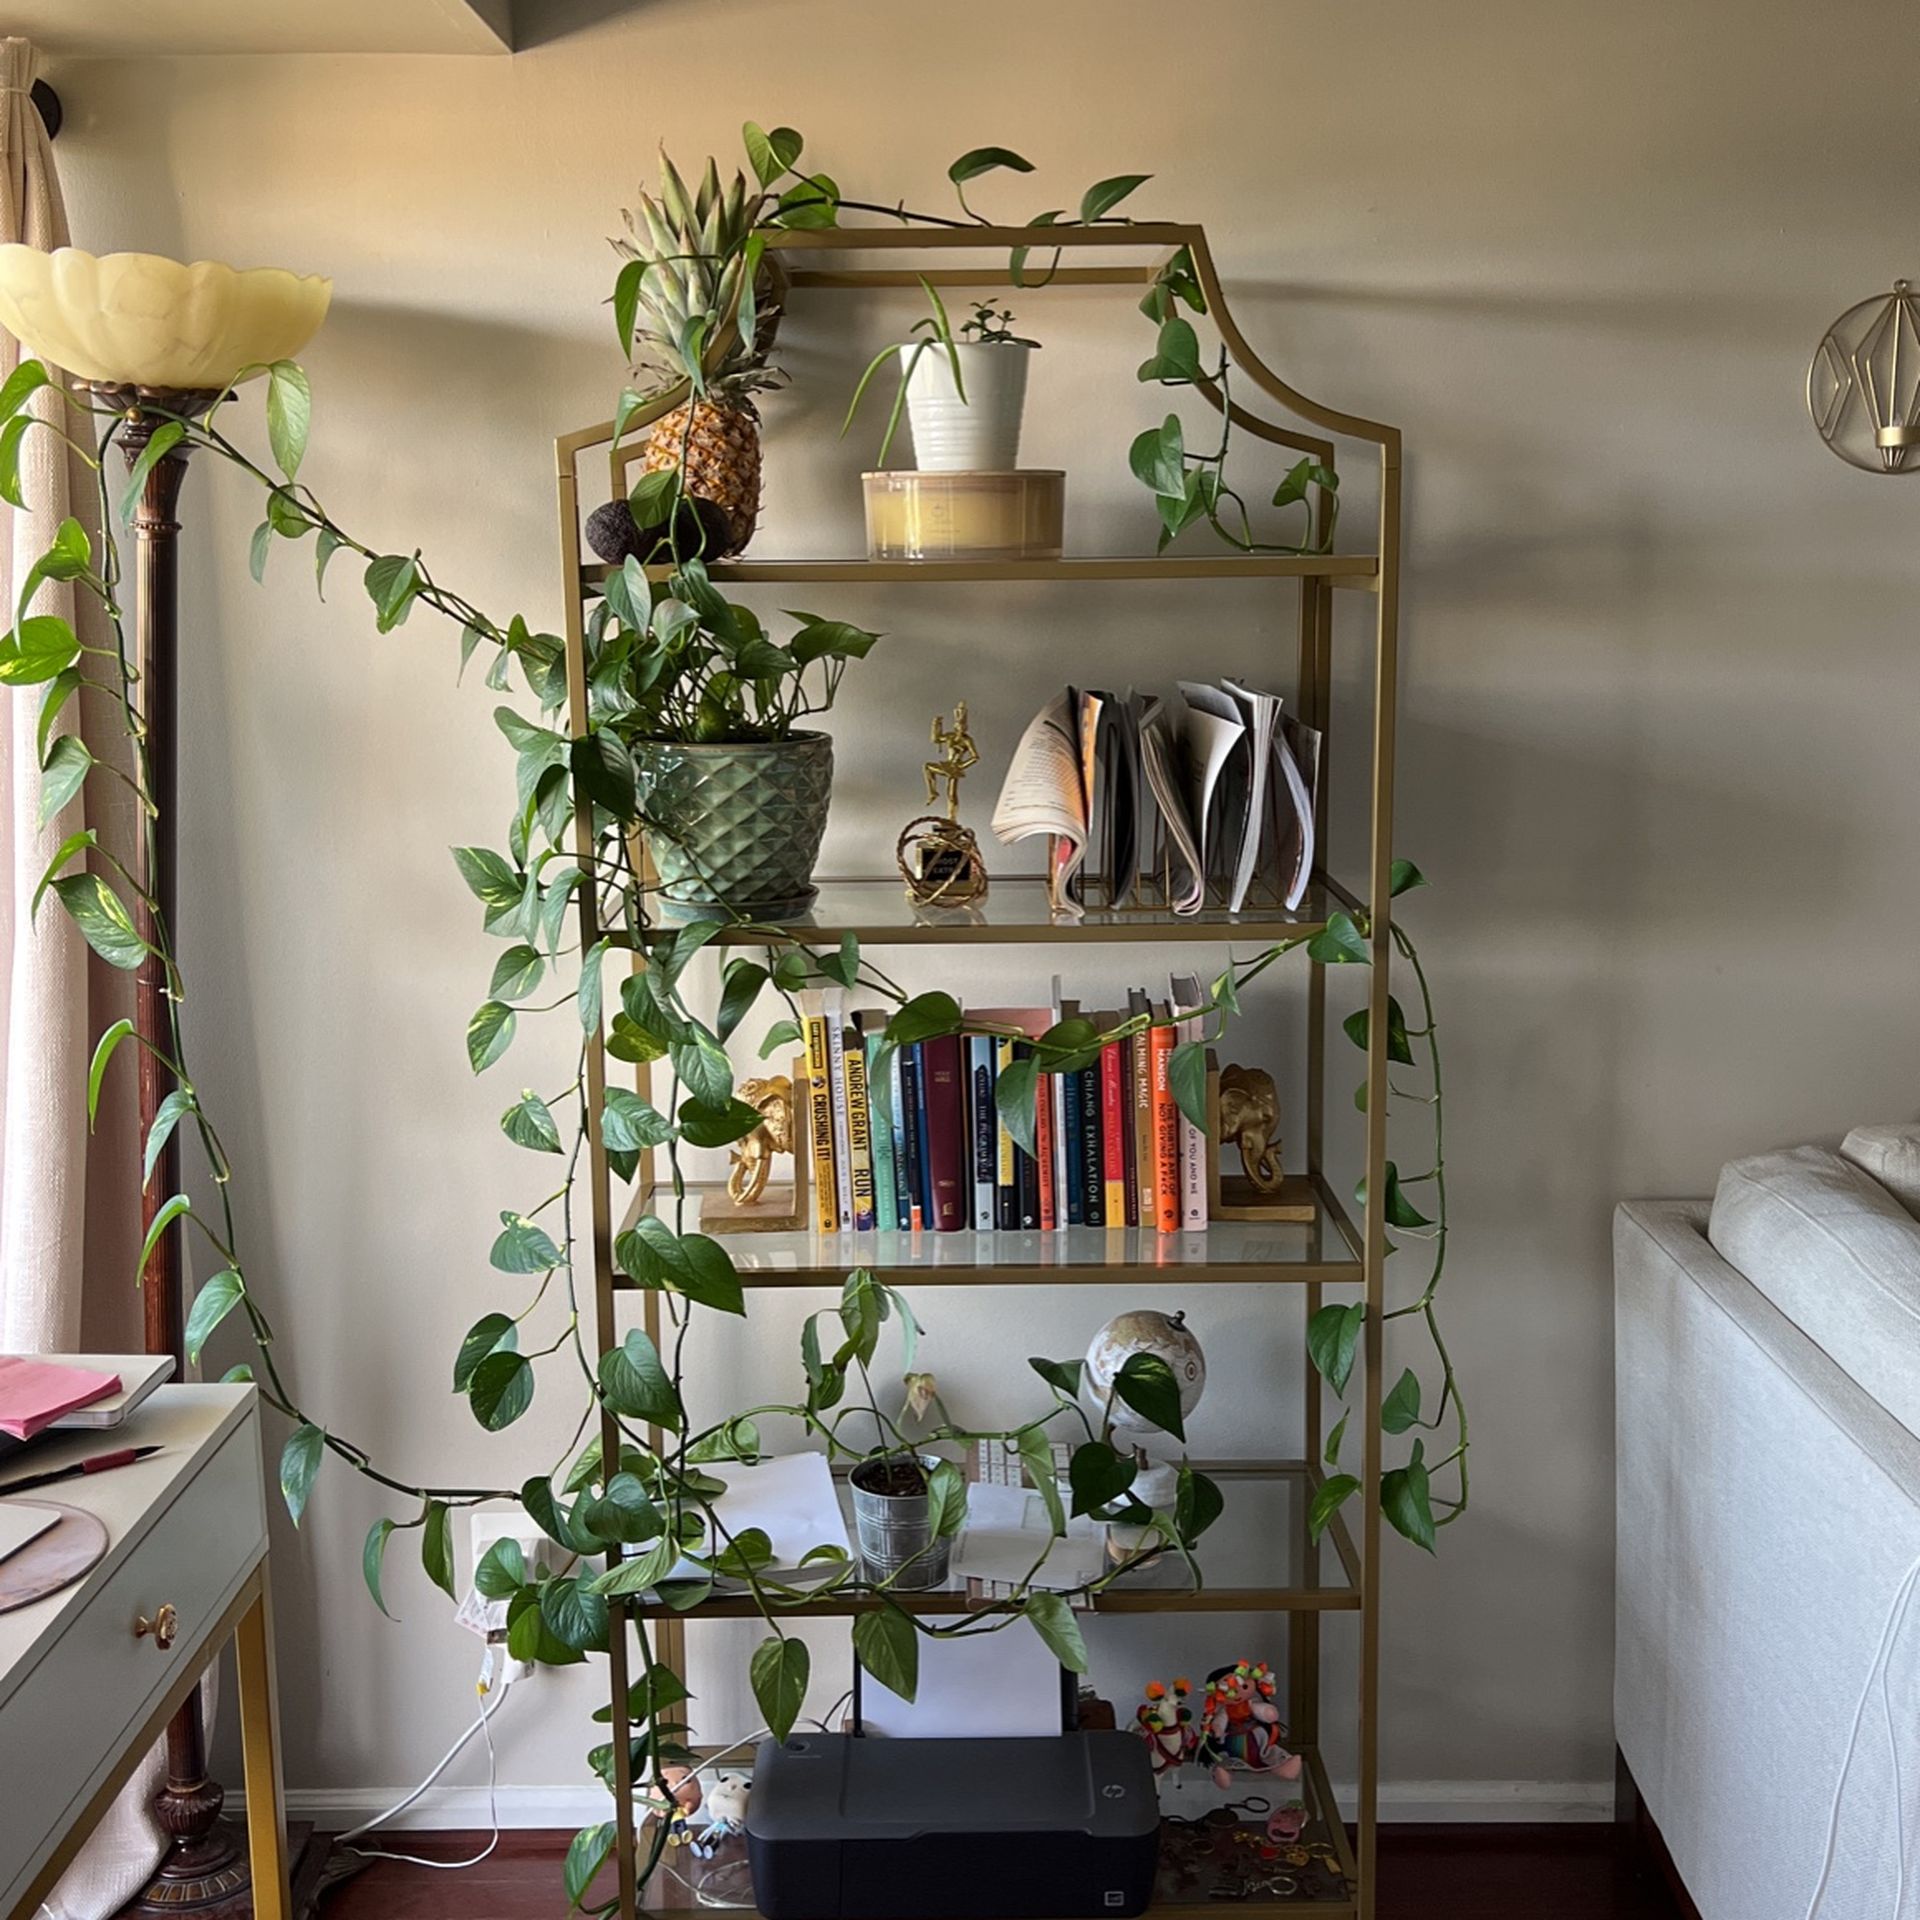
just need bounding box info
[101,387,251,1917]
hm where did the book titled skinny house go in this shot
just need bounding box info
[822,987,855,1233]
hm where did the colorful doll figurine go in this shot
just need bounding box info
[638,1763,701,1848]
[689,1771,751,1858]
[1197,1660,1303,1790]
[1133,1678,1196,1776]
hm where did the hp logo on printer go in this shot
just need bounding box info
[1100,1783,1126,1800]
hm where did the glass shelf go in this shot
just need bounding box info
[614,1460,1357,1624]
[607,877,1332,951]
[621,1747,1356,1917]
[618,1182,1361,1288]
[580,552,1378,589]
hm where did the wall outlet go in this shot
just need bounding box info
[468,1508,550,1588]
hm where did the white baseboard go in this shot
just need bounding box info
[253,1779,1613,1833]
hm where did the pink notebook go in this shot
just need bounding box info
[0,1357,121,1440]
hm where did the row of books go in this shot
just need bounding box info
[796,974,1211,1237]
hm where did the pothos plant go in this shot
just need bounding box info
[0,197,1461,1911]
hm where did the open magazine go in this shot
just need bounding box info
[993,680,1320,913]
[989,688,1101,911]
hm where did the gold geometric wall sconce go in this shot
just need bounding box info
[1808,279,1920,472]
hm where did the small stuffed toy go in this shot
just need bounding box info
[1132,1678,1197,1776]
[689,1771,751,1858]
[1196,1660,1302,1790]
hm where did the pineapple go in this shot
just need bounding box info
[641,390,762,557]
[617,152,782,557]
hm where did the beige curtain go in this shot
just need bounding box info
[0,44,141,1349]
[0,38,161,1920]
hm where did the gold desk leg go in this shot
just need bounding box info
[234,1567,290,1920]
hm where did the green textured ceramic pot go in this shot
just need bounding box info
[633,730,834,919]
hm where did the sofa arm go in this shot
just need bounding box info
[1615,1201,1920,1920]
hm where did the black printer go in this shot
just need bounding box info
[746,1731,1161,1919]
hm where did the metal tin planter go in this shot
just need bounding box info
[849,1453,953,1591]
[631,730,833,920]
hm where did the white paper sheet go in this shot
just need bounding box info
[0,1502,59,1564]
[950,1482,1105,1591]
[645,1453,853,1589]
[858,1610,1067,1737]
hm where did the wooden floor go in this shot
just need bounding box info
[317,1827,1685,1919]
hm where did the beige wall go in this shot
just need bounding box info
[44,0,1920,1821]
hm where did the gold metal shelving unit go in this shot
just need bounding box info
[556,220,1400,1920]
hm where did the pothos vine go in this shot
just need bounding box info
[0,153,1463,1913]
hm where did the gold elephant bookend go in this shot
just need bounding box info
[1205,1052,1315,1223]
[699,1058,812,1235]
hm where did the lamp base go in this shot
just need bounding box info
[120,1808,248,1915]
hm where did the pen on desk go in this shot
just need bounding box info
[0,1445,161,1496]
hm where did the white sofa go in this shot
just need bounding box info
[1615,1124,1920,1920]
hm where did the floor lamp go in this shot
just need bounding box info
[0,249,329,1915]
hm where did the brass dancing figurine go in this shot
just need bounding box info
[897,704,989,907]
[925,703,979,820]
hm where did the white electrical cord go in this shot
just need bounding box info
[340,1648,517,1870]
[1804,1554,1920,1920]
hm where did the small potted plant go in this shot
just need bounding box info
[848,1450,958,1591]
[846,289,1040,471]
[593,556,881,917]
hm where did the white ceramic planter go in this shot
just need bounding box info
[900,340,1032,471]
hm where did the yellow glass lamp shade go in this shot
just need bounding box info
[0,247,330,389]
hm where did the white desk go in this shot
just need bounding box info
[0,1385,286,1920]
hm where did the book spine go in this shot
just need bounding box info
[1177,1013,1208,1232]
[1100,1038,1128,1225]
[1014,1044,1039,1229]
[804,1010,837,1235]
[969,1035,996,1232]
[1130,1001,1156,1228]
[1036,1070,1057,1233]
[1150,1023,1180,1234]
[824,991,853,1232]
[1079,1067,1105,1227]
[866,1030,897,1233]
[995,1037,1018,1230]
[888,1043,914,1230]
[898,1045,926,1232]
[1120,1034,1140,1226]
[912,1042,934,1227]
[1050,1025,1070,1234]
[921,1035,968,1232]
[844,1030,876,1233]
[1062,1065,1085,1226]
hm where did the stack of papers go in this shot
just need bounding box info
[950,1481,1105,1593]
[0,1358,121,1441]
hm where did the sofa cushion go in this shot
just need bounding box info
[1841,1122,1920,1218]
[1709,1144,1920,1444]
